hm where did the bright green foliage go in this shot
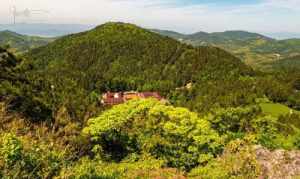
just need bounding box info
[208,105,261,135]
[3,101,300,178]
[83,99,222,170]
[188,137,261,179]
[82,99,300,175]
[206,105,280,143]
[0,133,22,166]
[58,157,170,179]
[255,113,300,150]
[0,133,66,178]
[22,143,65,178]
[260,102,296,117]
[203,104,300,150]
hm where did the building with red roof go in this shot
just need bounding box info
[101,91,164,105]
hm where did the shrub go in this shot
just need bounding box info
[207,105,261,135]
[189,137,261,179]
[58,157,168,179]
[83,99,222,171]
[0,133,66,178]
[0,133,23,167]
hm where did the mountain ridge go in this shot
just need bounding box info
[152,28,300,68]
[152,29,273,41]
[0,23,94,37]
[2,23,300,70]
[0,30,55,53]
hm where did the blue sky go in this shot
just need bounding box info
[1,0,300,36]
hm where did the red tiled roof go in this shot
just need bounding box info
[103,98,124,105]
[139,92,162,100]
[102,91,164,105]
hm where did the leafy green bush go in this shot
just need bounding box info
[0,133,66,178]
[58,157,169,179]
[205,105,300,150]
[0,133,23,167]
[207,105,261,135]
[83,99,222,170]
[189,137,261,179]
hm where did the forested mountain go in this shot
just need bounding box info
[1,22,300,178]
[152,29,300,68]
[12,22,257,119]
[152,29,271,42]
[267,55,300,70]
[26,22,251,86]
[0,30,55,53]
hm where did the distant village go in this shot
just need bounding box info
[101,91,165,105]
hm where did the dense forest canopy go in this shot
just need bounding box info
[2,22,255,121]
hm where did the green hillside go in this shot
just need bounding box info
[187,30,271,45]
[153,29,270,42]
[259,54,300,72]
[264,55,300,70]
[27,23,250,81]
[153,29,300,69]
[254,39,300,56]
[259,102,297,117]
[0,30,55,53]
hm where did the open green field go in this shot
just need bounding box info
[260,102,298,117]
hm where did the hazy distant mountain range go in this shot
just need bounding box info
[0,23,300,39]
[265,32,300,40]
[0,30,55,53]
[0,23,94,37]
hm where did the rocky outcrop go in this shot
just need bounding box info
[256,145,300,179]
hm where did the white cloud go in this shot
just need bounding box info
[0,0,299,34]
[264,0,300,11]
